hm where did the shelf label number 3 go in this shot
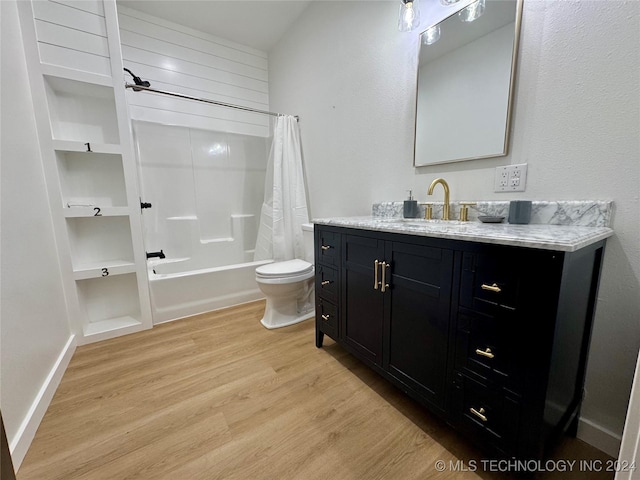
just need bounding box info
[101,268,109,277]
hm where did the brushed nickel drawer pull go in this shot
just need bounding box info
[321,280,331,286]
[381,262,391,293]
[481,283,502,293]
[374,260,380,290]
[321,245,331,251]
[321,314,330,321]
[470,407,488,422]
[475,347,495,359]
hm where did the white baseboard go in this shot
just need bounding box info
[9,334,76,471]
[578,416,622,458]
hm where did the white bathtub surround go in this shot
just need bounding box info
[372,200,613,227]
[133,120,270,324]
[255,115,310,262]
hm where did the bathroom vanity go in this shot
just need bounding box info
[313,215,613,460]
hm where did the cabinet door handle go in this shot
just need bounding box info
[321,245,331,251]
[374,260,380,289]
[470,407,488,422]
[381,262,391,293]
[481,283,502,293]
[475,347,495,359]
[321,280,331,286]
[321,314,330,321]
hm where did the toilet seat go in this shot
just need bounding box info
[256,259,314,285]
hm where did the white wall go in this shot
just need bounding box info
[0,0,73,468]
[117,5,271,137]
[269,0,640,456]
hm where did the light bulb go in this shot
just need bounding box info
[398,0,421,32]
[440,0,460,5]
[422,24,441,45]
[458,0,486,22]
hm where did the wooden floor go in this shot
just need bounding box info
[18,301,614,480]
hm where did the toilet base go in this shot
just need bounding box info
[260,310,314,330]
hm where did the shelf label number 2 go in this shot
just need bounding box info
[101,268,109,277]
[93,207,102,216]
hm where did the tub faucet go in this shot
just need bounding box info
[146,250,165,260]
[427,178,451,220]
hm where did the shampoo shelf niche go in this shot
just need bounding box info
[66,216,135,270]
[56,149,127,210]
[44,75,120,144]
[77,273,142,339]
[73,259,137,280]
[40,63,113,88]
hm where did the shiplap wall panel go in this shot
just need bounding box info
[38,44,112,76]
[35,20,110,58]
[33,1,107,36]
[33,0,110,77]
[117,5,270,136]
[51,0,105,16]
[117,7,267,68]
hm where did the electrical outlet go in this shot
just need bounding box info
[494,163,527,192]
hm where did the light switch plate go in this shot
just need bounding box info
[494,163,527,192]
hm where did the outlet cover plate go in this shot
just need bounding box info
[495,163,527,192]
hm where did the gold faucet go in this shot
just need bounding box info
[427,178,451,220]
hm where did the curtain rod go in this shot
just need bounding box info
[124,83,299,121]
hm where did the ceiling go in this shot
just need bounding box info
[117,0,313,52]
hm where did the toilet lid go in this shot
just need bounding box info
[256,259,313,278]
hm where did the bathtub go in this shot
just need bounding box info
[149,259,272,324]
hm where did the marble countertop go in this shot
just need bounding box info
[313,216,614,252]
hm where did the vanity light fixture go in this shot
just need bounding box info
[398,0,421,32]
[422,24,441,45]
[458,0,486,22]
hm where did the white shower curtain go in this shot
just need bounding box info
[254,115,309,262]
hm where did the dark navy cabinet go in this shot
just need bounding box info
[314,224,606,461]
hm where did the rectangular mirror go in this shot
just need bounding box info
[414,0,523,166]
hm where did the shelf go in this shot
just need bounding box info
[83,315,142,337]
[64,206,129,218]
[73,259,136,280]
[77,273,142,334]
[57,150,128,209]
[66,216,134,268]
[52,139,121,155]
[40,63,113,87]
[44,75,119,144]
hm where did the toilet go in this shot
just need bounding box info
[255,223,315,329]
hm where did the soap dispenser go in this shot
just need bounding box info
[403,190,418,218]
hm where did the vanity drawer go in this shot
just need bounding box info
[451,372,521,456]
[316,230,341,267]
[454,310,524,390]
[316,265,338,303]
[317,298,338,338]
[460,251,523,315]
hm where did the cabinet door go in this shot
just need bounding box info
[384,241,453,410]
[342,234,385,365]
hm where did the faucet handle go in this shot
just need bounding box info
[419,202,433,220]
[459,202,476,222]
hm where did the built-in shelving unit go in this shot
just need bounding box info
[18,0,152,344]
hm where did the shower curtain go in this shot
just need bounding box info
[254,115,309,262]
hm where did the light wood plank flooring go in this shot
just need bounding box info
[18,300,613,479]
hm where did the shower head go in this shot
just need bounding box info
[123,67,151,91]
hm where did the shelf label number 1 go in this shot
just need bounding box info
[101,268,109,277]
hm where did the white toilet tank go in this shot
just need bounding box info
[302,223,314,263]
